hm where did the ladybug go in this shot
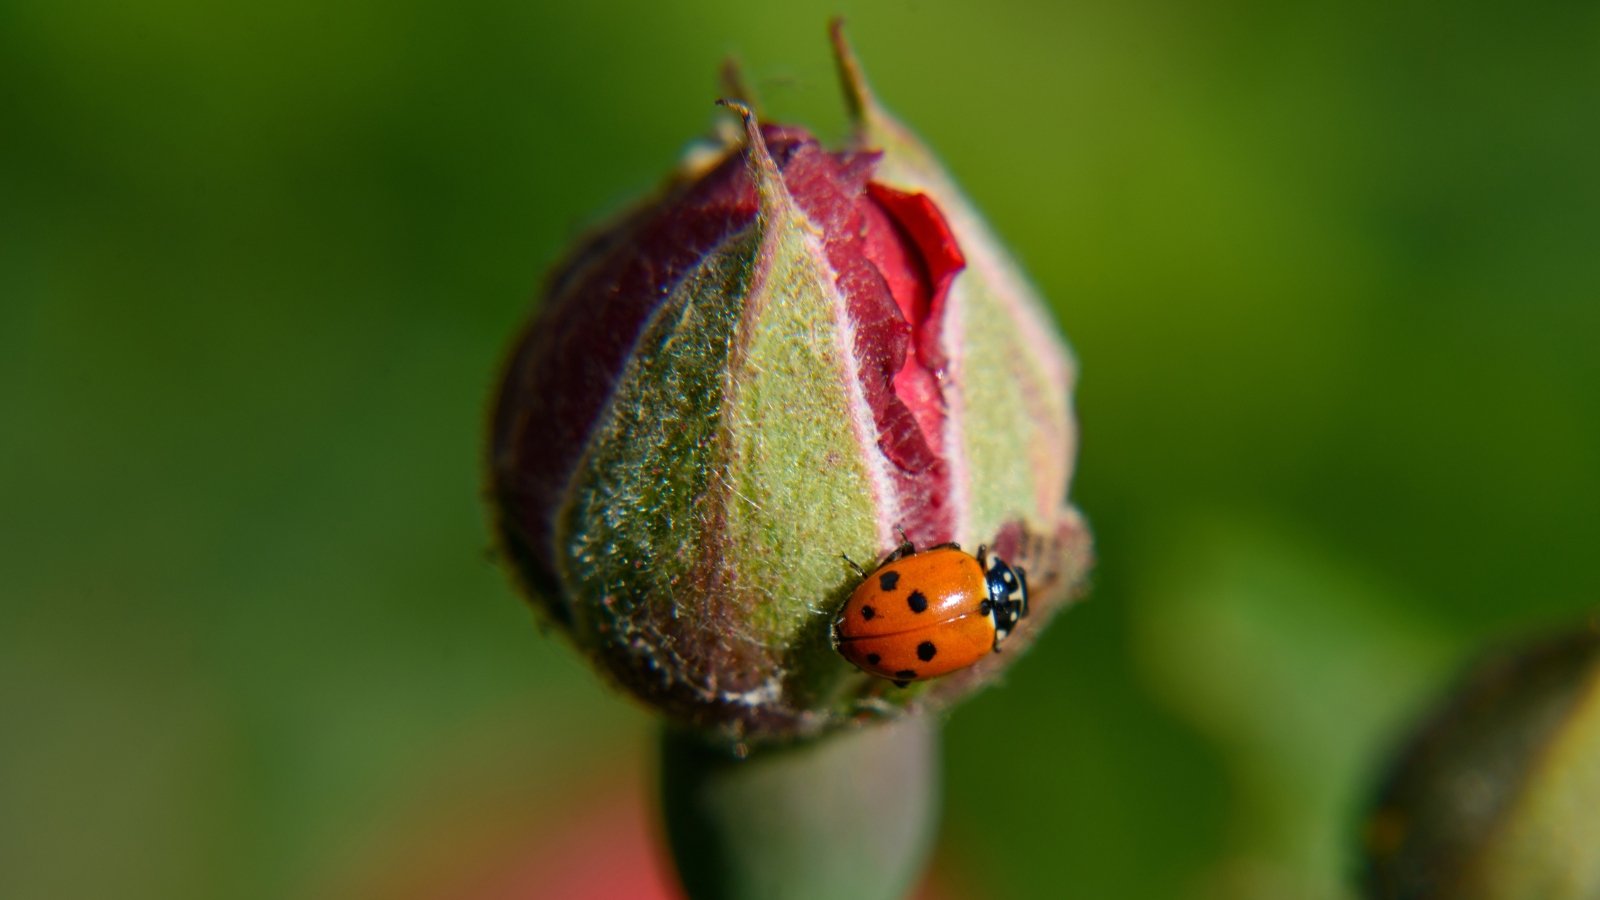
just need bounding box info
[832,539,1028,687]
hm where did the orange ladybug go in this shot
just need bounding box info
[832,540,1028,686]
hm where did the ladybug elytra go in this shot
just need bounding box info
[832,540,1028,687]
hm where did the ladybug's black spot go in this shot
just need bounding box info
[907,591,928,614]
[878,571,900,591]
[860,605,876,621]
[895,669,917,680]
[978,600,992,616]
[865,653,881,665]
[917,641,937,662]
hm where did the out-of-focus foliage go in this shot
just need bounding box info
[3,2,1597,899]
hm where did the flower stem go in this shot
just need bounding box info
[659,716,939,900]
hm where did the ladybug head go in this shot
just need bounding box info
[984,555,1029,641]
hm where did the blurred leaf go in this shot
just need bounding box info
[1132,514,1461,899]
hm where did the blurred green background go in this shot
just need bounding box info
[5,1,1598,898]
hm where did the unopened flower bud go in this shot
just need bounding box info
[488,23,1089,744]
[1363,624,1600,899]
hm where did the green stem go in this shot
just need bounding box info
[659,716,940,900]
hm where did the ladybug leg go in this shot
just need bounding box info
[892,679,911,688]
[883,544,914,564]
[975,544,989,571]
[883,529,916,564]
[839,553,866,579]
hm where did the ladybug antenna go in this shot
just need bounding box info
[894,525,913,553]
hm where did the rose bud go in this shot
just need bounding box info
[487,23,1090,745]
[1362,624,1600,900]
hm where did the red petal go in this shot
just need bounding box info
[865,183,967,374]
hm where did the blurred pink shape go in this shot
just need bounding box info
[328,749,964,900]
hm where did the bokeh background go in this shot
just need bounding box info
[5,1,1599,898]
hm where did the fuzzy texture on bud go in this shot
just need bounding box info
[489,25,1089,744]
